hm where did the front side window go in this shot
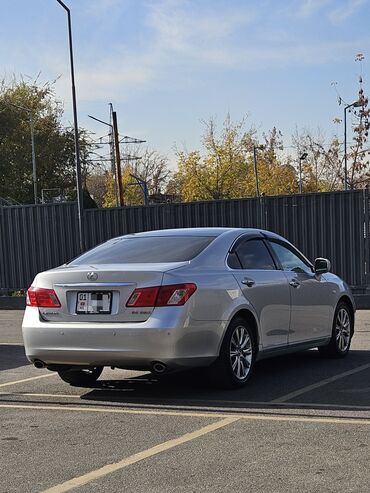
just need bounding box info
[268,241,312,274]
[233,239,276,270]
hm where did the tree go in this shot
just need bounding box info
[86,171,110,207]
[0,78,96,204]
[102,147,171,207]
[346,58,370,188]
[330,53,370,189]
[292,129,343,192]
[254,128,298,196]
[172,116,298,201]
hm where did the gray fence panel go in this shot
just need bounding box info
[265,190,367,287]
[83,198,265,250]
[0,203,80,289]
[0,190,368,289]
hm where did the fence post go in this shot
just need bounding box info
[364,188,370,287]
[0,207,4,291]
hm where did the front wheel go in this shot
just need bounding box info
[58,366,103,386]
[318,302,353,358]
[211,317,256,389]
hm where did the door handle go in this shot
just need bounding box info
[241,278,255,287]
[289,279,300,288]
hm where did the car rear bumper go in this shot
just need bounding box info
[22,307,226,370]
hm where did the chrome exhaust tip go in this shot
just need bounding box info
[33,359,46,369]
[152,361,167,374]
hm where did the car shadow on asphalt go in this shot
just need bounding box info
[0,345,29,371]
[79,349,370,412]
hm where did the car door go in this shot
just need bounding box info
[228,236,291,350]
[266,239,331,344]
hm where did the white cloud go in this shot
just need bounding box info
[238,39,365,68]
[296,0,332,18]
[146,0,256,62]
[43,48,157,103]
[85,0,127,17]
[328,0,367,23]
[13,0,368,106]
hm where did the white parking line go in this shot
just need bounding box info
[3,392,370,413]
[271,363,370,403]
[2,403,370,426]
[40,417,239,493]
[0,373,55,388]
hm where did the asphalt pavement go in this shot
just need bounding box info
[1,310,370,493]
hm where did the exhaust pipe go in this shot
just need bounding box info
[152,361,167,374]
[33,359,46,369]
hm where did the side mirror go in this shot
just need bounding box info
[314,257,331,274]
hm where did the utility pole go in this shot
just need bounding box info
[88,113,119,207]
[112,110,124,206]
[89,108,146,207]
[109,128,119,207]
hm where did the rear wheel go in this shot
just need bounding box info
[318,302,353,358]
[57,366,103,386]
[211,317,256,389]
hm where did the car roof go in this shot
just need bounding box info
[123,227,270,238]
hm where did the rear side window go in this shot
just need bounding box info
[230,239,276,270]
[69,236,216,265]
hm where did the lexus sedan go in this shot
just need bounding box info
[22,228,355,388]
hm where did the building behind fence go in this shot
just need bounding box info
[0,189,369,290]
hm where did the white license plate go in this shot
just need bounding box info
[76,292,112,314]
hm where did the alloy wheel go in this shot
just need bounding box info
[230,325,253,381]
[335,308,351,352]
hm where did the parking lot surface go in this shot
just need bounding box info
[1,310,370,492]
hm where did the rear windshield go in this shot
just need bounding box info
[69,236,216,265]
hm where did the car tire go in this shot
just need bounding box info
[211,316,256,389]
[57,366,103,386]
[318,302,353,358]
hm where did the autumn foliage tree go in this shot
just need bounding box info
[171,116,297,201]
[102,148,171,207]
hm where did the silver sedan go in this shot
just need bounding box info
[22,228,355,388]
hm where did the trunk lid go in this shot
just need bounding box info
[36,262,187,323]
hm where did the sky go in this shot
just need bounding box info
[1,0,369,165]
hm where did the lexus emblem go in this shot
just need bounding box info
[87,271,98,281]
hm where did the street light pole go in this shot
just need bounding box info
[30,114,37,204]
[56,0,84,252]
[344,100,362,191]
[252,145,260,197]
[299,152,308,194]
[130,174,149,206]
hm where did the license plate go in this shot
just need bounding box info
[76,292,112,314]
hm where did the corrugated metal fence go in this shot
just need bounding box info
[1,189,369,289]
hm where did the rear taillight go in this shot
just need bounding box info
[26,287,61,308]
[126,287,159,307]
[126,283,197,307]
